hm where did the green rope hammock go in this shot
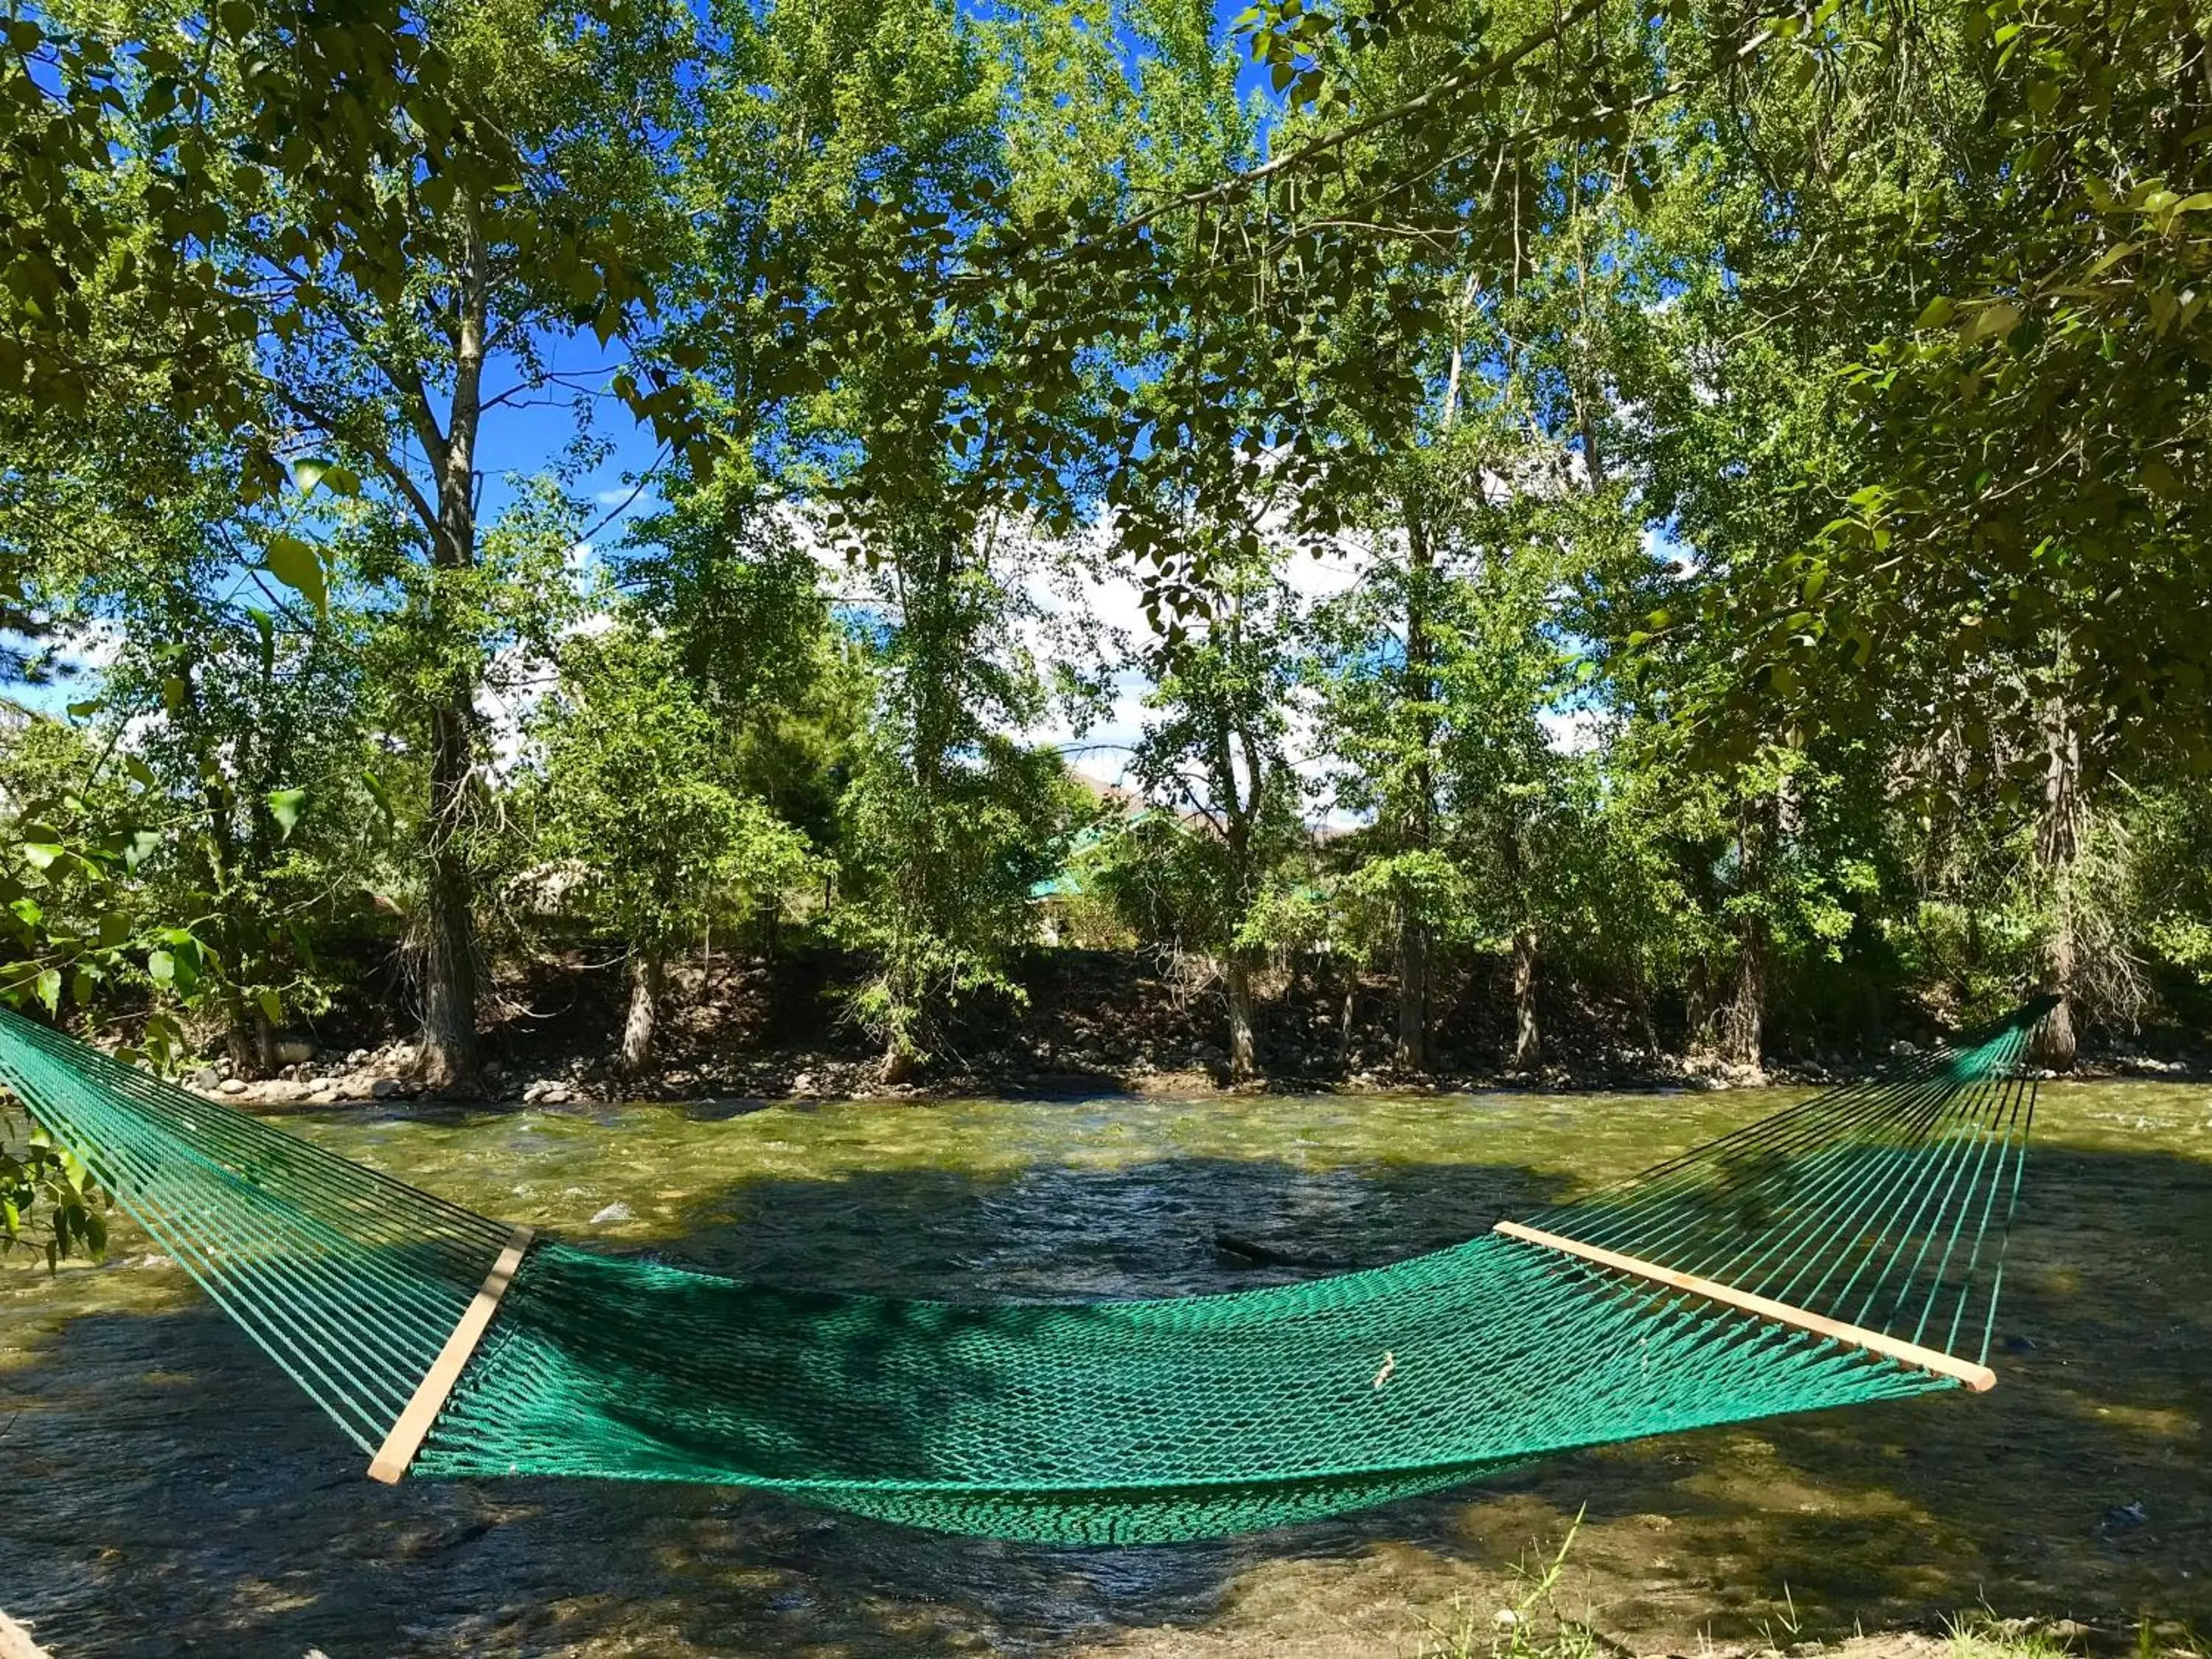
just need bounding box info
[0,1000,2052,1545]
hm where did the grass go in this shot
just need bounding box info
[1946,1611,2208,1659]
[1409,1523,2207,1659]
[1413,1509,1604,1659]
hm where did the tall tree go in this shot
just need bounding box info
[527,619,813,1074]
[1126,528,1307,1080]
[147,0,698,1087]
[834,514,1077,1079]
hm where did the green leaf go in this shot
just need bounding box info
[291,456,332,493]
[20,842,63,871]
[256,987,282,1026]
[35,968,60,1014]
[263,534,328,616]
[147,948,175,986]
[266,787,307,837]
[2142,459,2185,499]
[2083,242,2139,279]
[1964,302,2023,343]
[361,769,396,827]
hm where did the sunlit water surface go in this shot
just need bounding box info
[2,1083,2208,1658]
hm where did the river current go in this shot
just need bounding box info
[2,1083,2207,1656]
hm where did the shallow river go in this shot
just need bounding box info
[2,1082,2208,1658]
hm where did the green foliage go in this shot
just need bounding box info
[1660,0,2212,793]
[837,725,1074,1066]
[0,718,169,1029]
[0,1110,105,1269]
[2138,786,2212,992]
[1121,530,1309,951]
[526,619,817,955]
[831,525,1082,1066]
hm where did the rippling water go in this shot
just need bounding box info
[2,1084,2208,1658]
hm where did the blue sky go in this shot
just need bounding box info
[479,0,1284,546]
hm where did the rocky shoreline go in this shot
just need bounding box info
[122,943,2205,1109]
[183,1031,2205,1111]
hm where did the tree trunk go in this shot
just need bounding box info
[223,995,279,1079]
[2033,699,2084,1071]
[1225,951,1258,1081]
[619,947,663,1077]
[2036,945,2079,1071]
[414,202,490,1093]
[417,700,480,1091]
[1509,928,1541,1072]
[1630,973,1661,1058]
[1494,825,1541,1073]
[1719,918,1765,1072]
[172,653,269,1077]
[1684,962,1713,1055]
[1713,788,1773,1075]
[1394,919,1427,1071]
[880,1034,917,1085]
[1394,511,1436,1069]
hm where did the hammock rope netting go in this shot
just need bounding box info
[0,1000,2051,1544]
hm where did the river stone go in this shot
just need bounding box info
[591,1201,633,1225]
[218,1078,248,1096]
[2098,1500,2148,1534]
[369,1078,406,1100]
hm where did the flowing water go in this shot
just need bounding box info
[1,1082,2207,1658]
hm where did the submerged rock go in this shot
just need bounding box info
[2098,1500,2149,1534]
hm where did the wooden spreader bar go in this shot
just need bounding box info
[1492,1220,1998,1393]
[369,1223,538,1483]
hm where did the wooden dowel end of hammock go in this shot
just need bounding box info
[369,1223,537,1484]
[0,1607,54,1659]
[1492,1220,1998,1393]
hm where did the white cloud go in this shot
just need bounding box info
[1538,706,1603,755]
